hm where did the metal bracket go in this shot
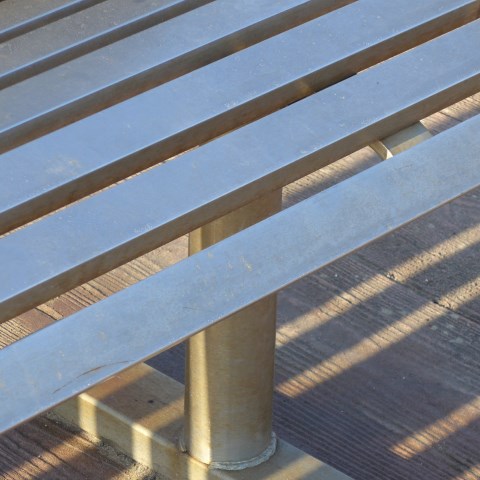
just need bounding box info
[371,122,432,159]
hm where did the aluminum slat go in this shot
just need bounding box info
[0,0,353,151]
[1,20,479,324]
[1,0,478,231]
[0,113,478,434]
[0,0,102,43]
[0,0,211,89]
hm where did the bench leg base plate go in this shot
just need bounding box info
[53,363,351,479]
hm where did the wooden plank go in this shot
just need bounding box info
[0,416,159,479]
[0,0,354,152]
[0,0,211,89]
[1,21,479,323]
[0,113,479,433]
[272,252,480,480]
[0,0,101,43]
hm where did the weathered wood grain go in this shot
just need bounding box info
[0,416,164,479]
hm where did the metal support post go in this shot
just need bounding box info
[184,189,282,469]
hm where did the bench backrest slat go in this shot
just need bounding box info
[0,0,101,43]
[0,0,210,89]
[1,1,478,230]
[0,0,354,151]
[0,112,478,434]
[1,20,479,324]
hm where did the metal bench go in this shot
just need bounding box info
[1,0,479,478]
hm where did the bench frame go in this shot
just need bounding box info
[1,1,479,478]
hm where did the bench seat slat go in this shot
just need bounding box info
[0,113,478,434]
[0,0,101,43]
[0,0,211,89]
[0,0,353,152]
[1,0,478,233]
[1,20,479,324]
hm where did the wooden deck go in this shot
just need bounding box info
[1,93,479,479]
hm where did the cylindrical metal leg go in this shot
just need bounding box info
[184,189,282,469]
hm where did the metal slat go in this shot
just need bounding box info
[1,21,479,324]
[1,0,478,231]
[0,0,354,152]
[0,113,479,434]
[0,0,102,43]
[0,0,212,89]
